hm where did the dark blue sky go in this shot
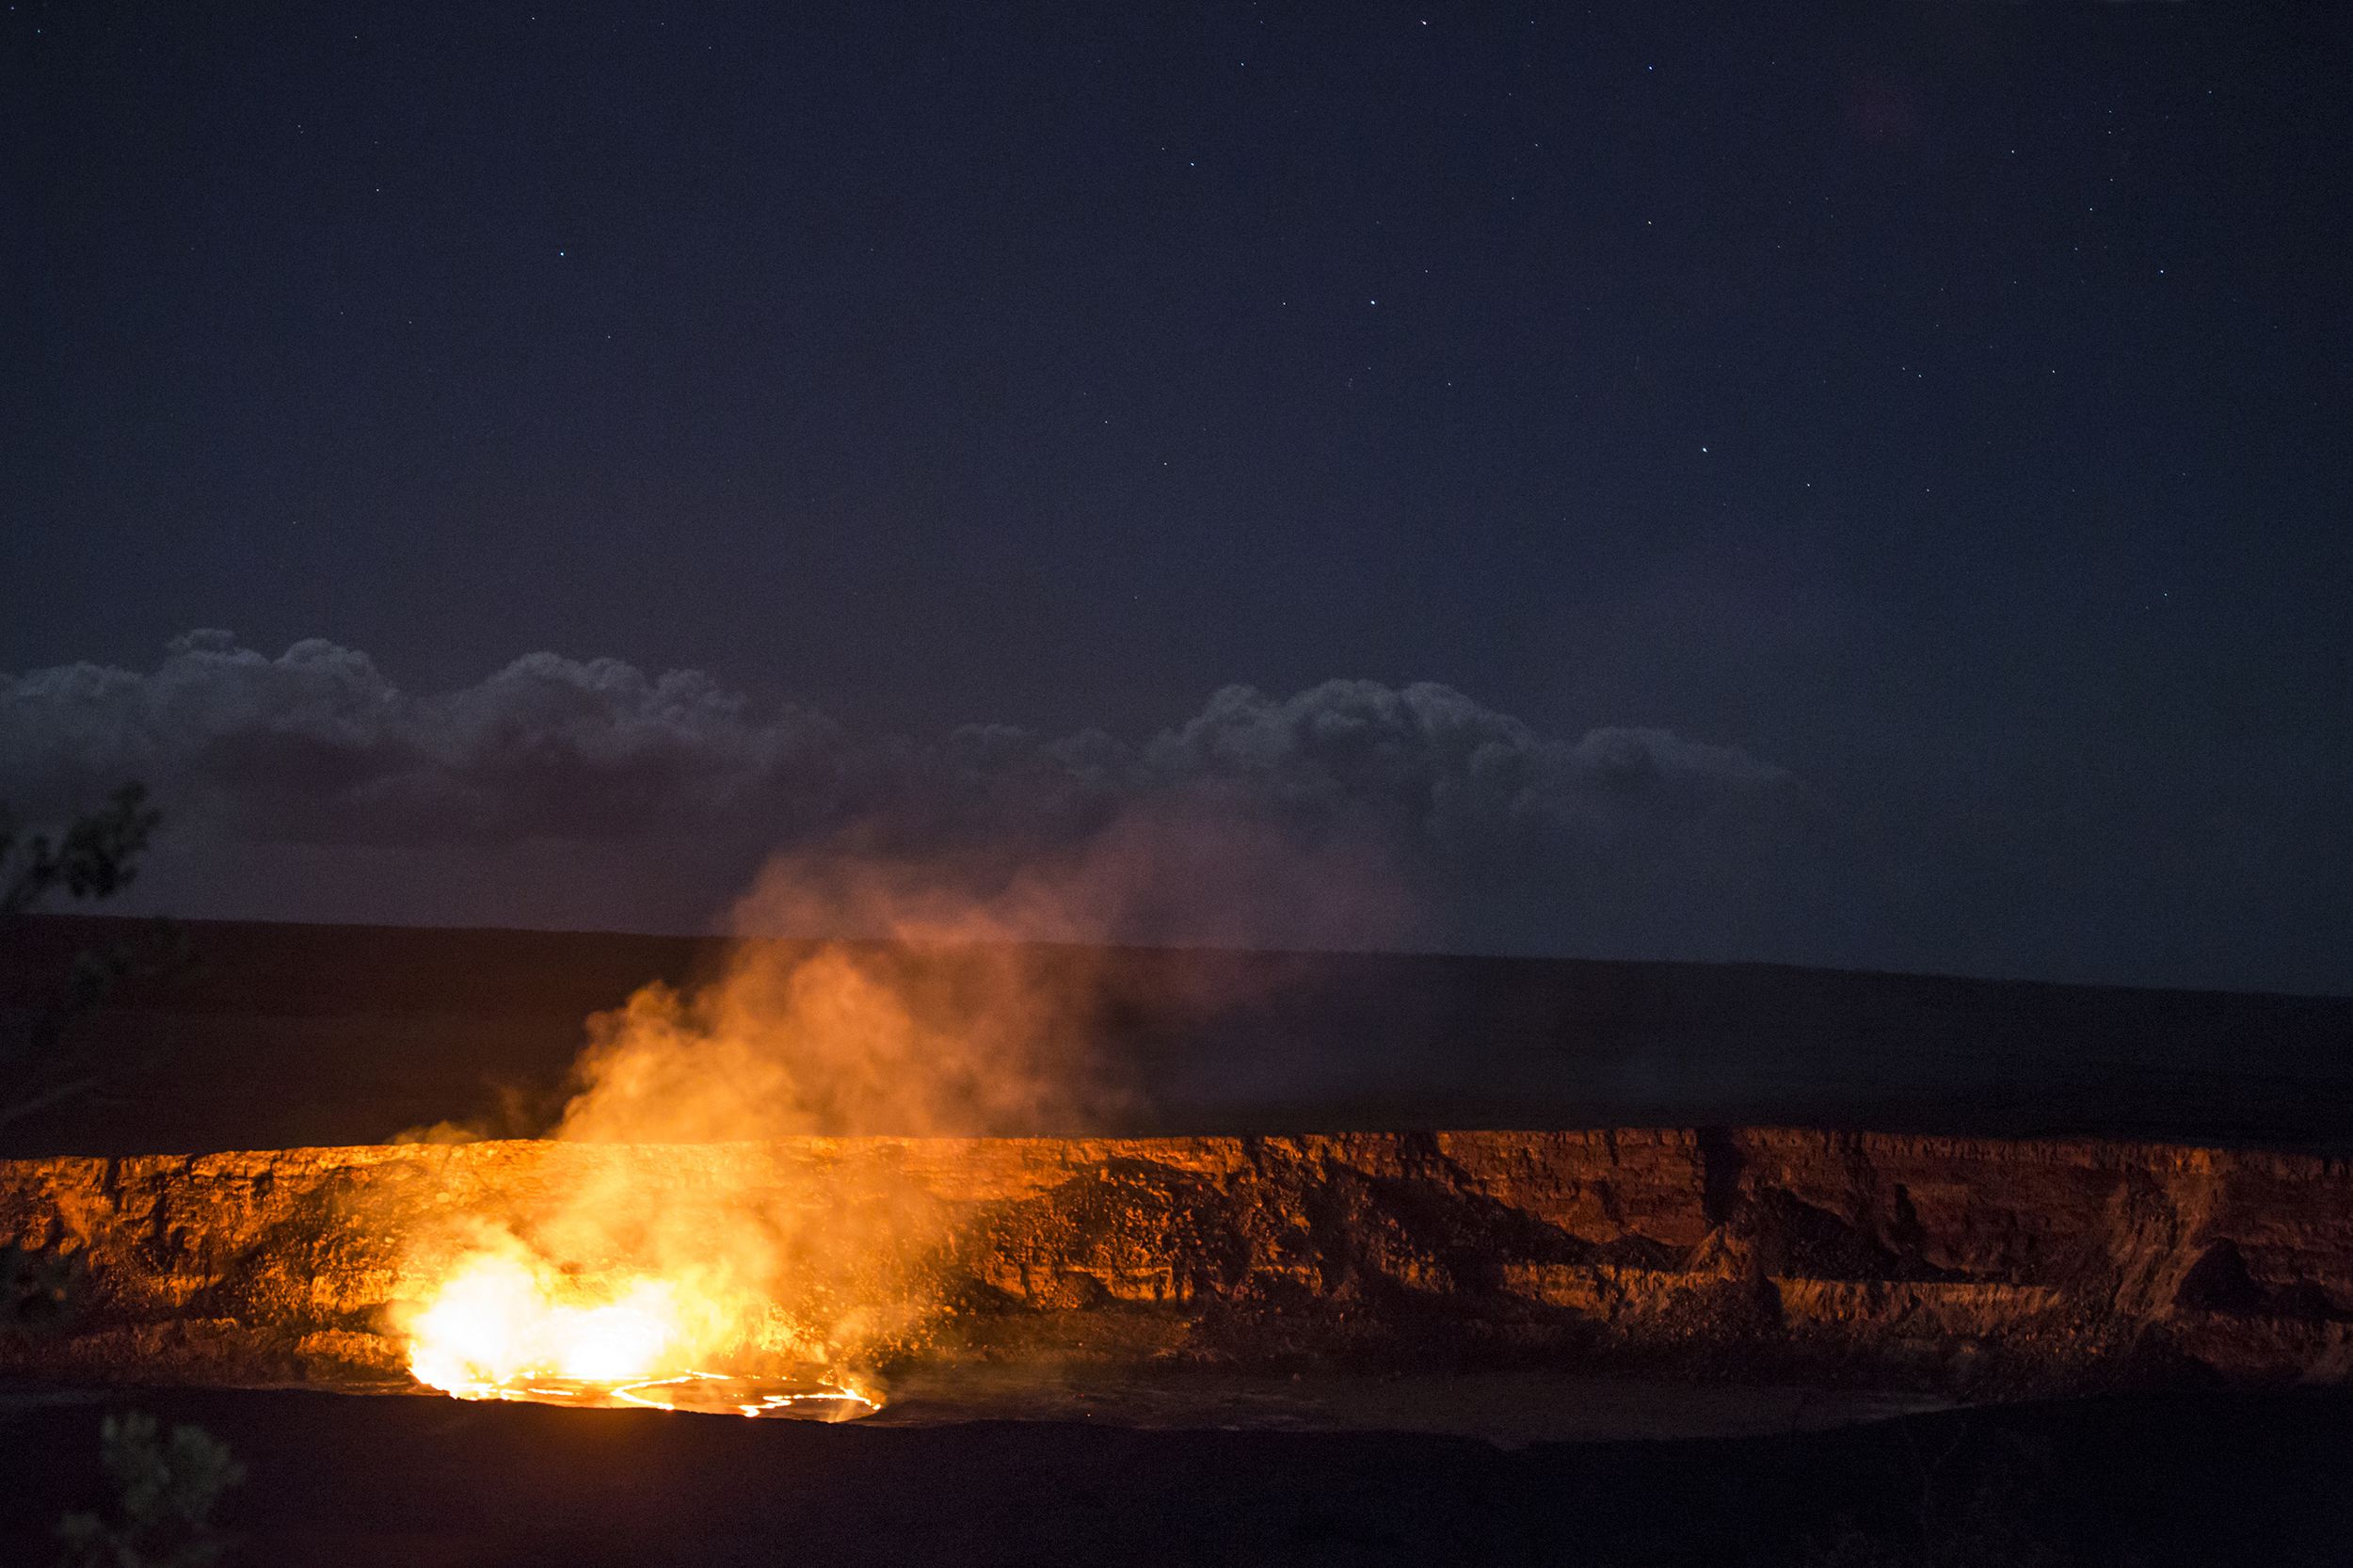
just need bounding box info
[5,3,2349,990]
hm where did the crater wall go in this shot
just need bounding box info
[5,1129,2352,1397]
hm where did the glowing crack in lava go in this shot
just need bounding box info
[402,1251,877,1420]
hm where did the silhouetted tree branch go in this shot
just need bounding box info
[1,783,160,917]
[2,785,179,1332]
[0,784,185,1137]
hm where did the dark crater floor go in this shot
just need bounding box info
[8,1381,2353,1566]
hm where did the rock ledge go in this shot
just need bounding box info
[5,1129,2350,1397]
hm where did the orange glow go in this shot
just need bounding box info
[394,827,1317,1419]
[406,1252,679,1392]
[399,1242,877,1419]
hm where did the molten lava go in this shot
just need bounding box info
[401,1248,876,1420]
[406,1252,677,1392]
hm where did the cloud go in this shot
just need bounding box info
[1,632,1832,958]
[0,631,841,844]
[1144,680,1795,852]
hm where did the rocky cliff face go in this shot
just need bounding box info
[5,1129,2351,1398]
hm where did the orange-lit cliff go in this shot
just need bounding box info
[6,1128,2351,1398]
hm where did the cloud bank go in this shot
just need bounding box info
[1,632,1849,962]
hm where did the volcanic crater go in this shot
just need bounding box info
[8,1126,2353,1404]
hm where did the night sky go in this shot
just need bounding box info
[5,3,2348,992]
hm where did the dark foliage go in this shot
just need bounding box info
[0,785,187,1139]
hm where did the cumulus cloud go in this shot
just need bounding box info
[1143,680,1795,854]
[0,631,840,844]
[1,633,1836,958]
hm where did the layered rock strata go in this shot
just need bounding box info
[4,1129,2351,1397]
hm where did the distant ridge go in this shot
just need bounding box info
[6,914,2352,1158]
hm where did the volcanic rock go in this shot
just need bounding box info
[4,1128,2352,1398]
